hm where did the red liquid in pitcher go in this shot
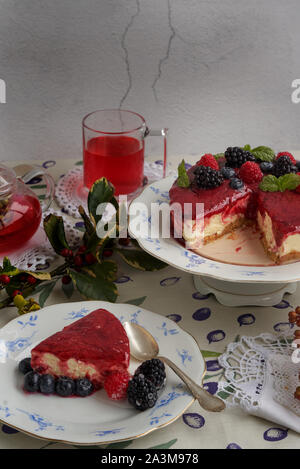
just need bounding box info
[83,135,144,195]
[0,194,42,253]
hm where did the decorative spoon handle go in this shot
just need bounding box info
[158,355,226,412]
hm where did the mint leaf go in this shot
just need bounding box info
[259,175,279,192]
[243,144,251,152]
[177,159,190,188]
[278,173,300,192]
[214,153,224,159]
[260,173,300,192]
[251,146,275,162]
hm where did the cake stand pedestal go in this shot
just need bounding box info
[193,275,297,307]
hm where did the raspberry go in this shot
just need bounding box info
[104,370,131,400]
[239,161,263,184]
[197,154,219,171]
[276,151,296,165]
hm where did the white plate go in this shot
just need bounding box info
[0,301,205,445]
[128,176,300,283]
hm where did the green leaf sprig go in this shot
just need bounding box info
[259,173,300,192]
[177,159,190,188]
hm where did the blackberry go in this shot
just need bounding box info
[296,161,300,171]
[135,359,166,390]
[194,166,223,189]
[273,155,297,178]
[127,374,158,411]
[224,147,255,168]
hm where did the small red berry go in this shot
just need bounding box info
[12,290,22,297]
[0,274,10,285]
[196,154,219,171]
[239,161,263,184]
[62,275,72,285]
[27,276,37,285]
[20,274,28,282]
[74,255,83,267]
[77,245,87,254]
[104,370,131,400]
[61,248,73,258]
[103,249,113,258]
[118,237,131,247]
[276,151,297,165]
[85,253,96,265]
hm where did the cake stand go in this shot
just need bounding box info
[128,176,299,307]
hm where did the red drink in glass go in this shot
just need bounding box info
[83,135,144,195]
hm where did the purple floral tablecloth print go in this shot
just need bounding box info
[0,155,299,450]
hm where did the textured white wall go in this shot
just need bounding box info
[0,0,299,164]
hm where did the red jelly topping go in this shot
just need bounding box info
[257,190,300,245]
[31,309,130,389]
[169,165,252,220]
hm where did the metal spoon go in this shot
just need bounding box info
[124,321,225,413]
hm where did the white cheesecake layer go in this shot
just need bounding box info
[257,211,300,258]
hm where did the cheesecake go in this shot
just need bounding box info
[257,190,300,263]
[31,308,130,390]
[169,149,300,264]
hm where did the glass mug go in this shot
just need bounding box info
[0,164,54,254]
[82,109,168,196]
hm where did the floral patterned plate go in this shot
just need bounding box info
[0,301,205,445]
[128,176,300,283]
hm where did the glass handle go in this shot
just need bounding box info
[144,127,168,178]
[41,172,55,212]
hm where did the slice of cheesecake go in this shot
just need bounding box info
[257,190,300,264]
[31,309,130,390]
[169,165,252,248]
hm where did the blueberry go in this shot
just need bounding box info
[18,357,32,375]
[55,376,75,397]
[230,178,244,190]
[39,374,55,394]
[260,162,274,173]
[75,378,94,397]
[221,167,236,179]
[24,371,40,393]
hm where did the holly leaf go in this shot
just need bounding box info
[88,178,118,226]
[39,281,57,308]
[70,262,118,303]
[0,257,19,276]
[116,248,167,271]
[62,279,74,299]
[251,146,275,162]
[177,159,190,188]
[43,214,70,255]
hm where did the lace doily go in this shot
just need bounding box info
[218,333,300,417]
[0,209,83,271]
[55,162,176,218]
